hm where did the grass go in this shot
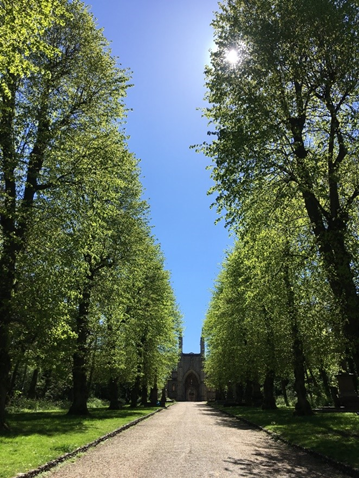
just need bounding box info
[0,406,158,478]
[213,404,359,471]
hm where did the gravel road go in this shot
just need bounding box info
[45,402,350,478]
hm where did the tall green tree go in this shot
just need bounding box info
[0,0,131,427]
[204,193,344,413]
[90,227,182,409]
[200,0,359,369]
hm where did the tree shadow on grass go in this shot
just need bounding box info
[222,452,341,478]
[1,407,155,438]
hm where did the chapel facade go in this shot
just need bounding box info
[166,337,210,401]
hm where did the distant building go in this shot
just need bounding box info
[167,337,213,401]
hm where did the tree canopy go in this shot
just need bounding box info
[0,0,181,426]
[200,0,359,374]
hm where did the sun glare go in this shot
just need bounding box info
[225,48,240,65]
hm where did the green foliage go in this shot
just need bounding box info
[200,0,359,364]
[92,229,182,391]
[0,0,68,89]
[203,192,345,407]
[0,0,182,423]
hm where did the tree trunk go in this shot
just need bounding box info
[108,377,121,410]
[68,349,89,416]
[346,353,358,392]
[301,187,359,372]
[9,357,21,398]
[160,388,166,407]
[87,338,97,394]
[140,384,148,406]
[68,272,94,416]
[262,370,277,410]
[287,84,359,372]
[27,368,39,399]
[130,376,140,408]
[0,212,16,427]
[235,382,244,403]
[0,77,50,429]
[150,383,158,406]
[0,323,11,430]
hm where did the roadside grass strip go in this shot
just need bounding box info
[0,407,160,478]
[213,405,359,477]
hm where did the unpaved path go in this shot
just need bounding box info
[46,402,350,477]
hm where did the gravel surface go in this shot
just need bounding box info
[44,402,350,477]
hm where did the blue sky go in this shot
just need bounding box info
[87,0,231,353]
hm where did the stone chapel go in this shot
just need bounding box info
[166,337,210,401]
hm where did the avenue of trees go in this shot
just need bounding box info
[200,0,359,415]
[0,0,181,429]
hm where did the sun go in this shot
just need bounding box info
[224,48,240,65]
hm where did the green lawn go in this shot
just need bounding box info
[213,404,359,471]
[0,407,158,478]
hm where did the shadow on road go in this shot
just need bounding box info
[193,402,346,478]
[195,402,257,431]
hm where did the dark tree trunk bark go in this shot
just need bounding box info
[244,380,253,405]
[235,383,244,403]
[346,353,358,392]
[68,268,95,416]
[27,368,39,399]
[288,92,359,372]
[150,383,158,406]
[160,388,166,407]
[0,175,16,427]
[0,77,50,429]
[304,189,359,371]
[108,378,121,410]
[9,357,21,398]
[0,323,11,429]
[87,339,97,394]
[215,388,225,401]
[68,349,89,416]
[262,370,277,410]
[130,376,140,408]
[140,384,148,406]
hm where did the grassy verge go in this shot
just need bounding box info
[212,404,359,471]
[0,406,159,478]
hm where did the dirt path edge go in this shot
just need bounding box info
[213,405,359,478]
[14,408,164,478]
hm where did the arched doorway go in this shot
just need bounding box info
[184,372,199,401]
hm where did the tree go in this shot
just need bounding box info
[0,0,131,427]
[0,0,67,83]
[200,0,359,370]
[120,233,182,407]
[204,191,345,413]
[89,227,182,409]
